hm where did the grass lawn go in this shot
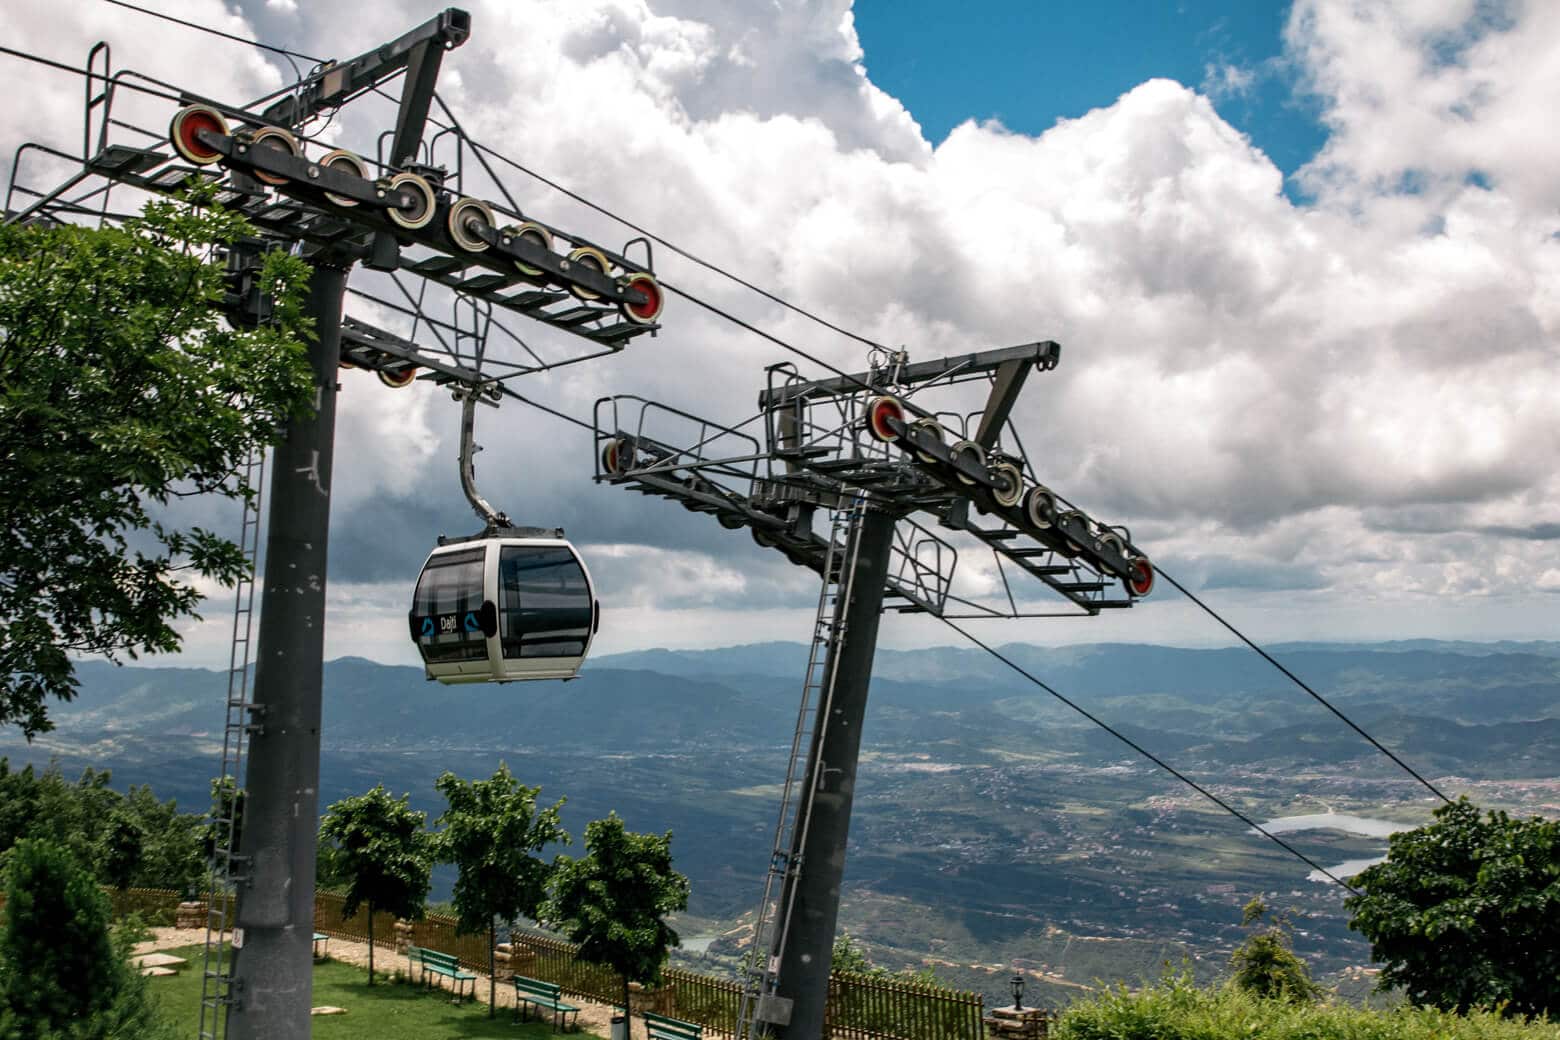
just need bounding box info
[148,945,606,1038]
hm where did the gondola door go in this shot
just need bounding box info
[411,545,496,683]
[495,542,596,680]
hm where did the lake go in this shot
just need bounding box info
[1257,813,1408,839]
[1306,856,1386,883]
[1256,813,1411,883]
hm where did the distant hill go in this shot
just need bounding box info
[7,638,1557,1003]
[21,639,1560,767]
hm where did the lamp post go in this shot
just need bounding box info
[1011,968,1025,1010]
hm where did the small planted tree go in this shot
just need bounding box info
[0,838,172,1038]
[1228,898,1322,1003]
[318,785,432,984]
[541,813,690,1027]
[435,764,568,1016]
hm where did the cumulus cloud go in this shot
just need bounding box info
[6,0,1559,659]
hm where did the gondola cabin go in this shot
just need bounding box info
[410,533,598,683]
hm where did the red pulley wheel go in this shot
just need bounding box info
[866,396,904,442]
[169,105,229,165]
[377,367,417,389]
[620,272,664,324]
[602,437,634,476]
[601,439,621,475]
[1128,558,1155,597]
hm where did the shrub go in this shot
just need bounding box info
[0,839,174,1040]
[1055,970,1560,1040]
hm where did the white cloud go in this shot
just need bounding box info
[1202,61,1258,100]
[7,0,1559,659]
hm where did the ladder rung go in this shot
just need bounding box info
[537,305,602,327]
[455,272,514,293]
[585,322,638,343]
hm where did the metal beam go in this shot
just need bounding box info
[973,358,1030,450]
[758,341,1060,407]
[260,9,470,130]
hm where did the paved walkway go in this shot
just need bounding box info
[134,928,630,1037]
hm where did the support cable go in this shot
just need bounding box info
[0,45,186,106]
[494,384,594,432]
[1152,568,1453,805]
[429,92,891,353]
[932,614,1363,894]
[424,383,1370,897]
[101,0,324,64]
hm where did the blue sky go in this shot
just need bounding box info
[854,1,1327,194]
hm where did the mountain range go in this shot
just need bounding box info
[5,639,1558,1006]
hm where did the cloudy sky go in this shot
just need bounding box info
[7,0,1559,669]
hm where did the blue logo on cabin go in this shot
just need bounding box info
[463,612,480,633]
[420,618,435,638]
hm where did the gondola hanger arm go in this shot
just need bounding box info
[454,383,510,531]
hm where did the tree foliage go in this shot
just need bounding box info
[1228,898,1322,1004]
[0,758,203,897]
[434,764,567,1015]
[540,813,689,1020]
[1346,797,1560,1016]
[832,932,873,974]
[0,191,314,738]
[0,838,174,1039]
[318,785,431,985]
[200,775,245,873]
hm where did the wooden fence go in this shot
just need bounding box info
[508,929,983,1040]
[80,891,986,1040]
[107,886,185,924]
[1,885,984,1038]
[0,886,185,924]
[826,970,986,1040]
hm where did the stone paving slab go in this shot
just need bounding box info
[133,952,188,969]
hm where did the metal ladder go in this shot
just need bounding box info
[735,496,867,1040]
[198,446,266,1040]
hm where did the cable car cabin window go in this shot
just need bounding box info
[499,545,591,659]
[413,547,487,664]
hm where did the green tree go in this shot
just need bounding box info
[1228,898,1322,1003]
[541,813,689,1028]
[434,764,567,1017]
[201,776,246,870]
[0,191,314,739]
[1346,797,1560,1015]
[0,838,173,1039]
[119,783,204,898]
[832,932,873,974]
[0,759,204,897]
[317,785,432,985]
[96,808,145,893]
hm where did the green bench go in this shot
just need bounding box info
[407,945,476,1003]
[511,974,580,1033]
[312,932,329,960]
[644,1011,703,1039]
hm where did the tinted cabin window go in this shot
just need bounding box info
[499,546,591,659]
[413,547,487,664]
